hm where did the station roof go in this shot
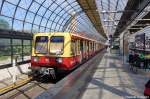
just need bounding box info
[114,0,150,36]
[77,0,106,39]
[0,0,106,42]
[96,0,128,37]
[0,0,149,41]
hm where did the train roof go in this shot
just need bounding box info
[34,32,100,43]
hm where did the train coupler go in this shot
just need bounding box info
[43,68,56,79]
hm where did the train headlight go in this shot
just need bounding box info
[56,58,63,63]
[45,58,49,62]
[34,56,39,62]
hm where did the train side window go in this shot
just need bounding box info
[77,40,80,55]
[75,40,78,56]
[89,42,92,52]
[85,41,87,52]
[94,43,96,51]
[87,41,89,52]
[84,41,87,53]
[75,40,78,55]
[82,41,84,53]
[80,40,83,52]
[89,42,90,52]
[91,42,92,52]
[93,42,94,51]
[71,41,75,56]
[89,42,90,51]
[82,41,85,53]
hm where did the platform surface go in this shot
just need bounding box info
[80,52,149,99]
[1,51,149,99]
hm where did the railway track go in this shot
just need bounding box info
[0,64,85,98]
[0,66,75,98]
[0,76,56,99]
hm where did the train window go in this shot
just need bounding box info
[89,42,91,52]
[94,43,96,51]
[75,41,79,55]
[50,36,64,55]
[35,36,48,54]
[83,41,86,53]
[86,41,89,52]
[71,41,76,56]
[77,40,80,55]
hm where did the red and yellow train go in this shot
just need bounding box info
[31,32,104,76]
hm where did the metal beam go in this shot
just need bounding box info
[0,29,32,39]
[103,19,150,22]
[62,11,83,31]
[114,0,150,37]
[128,28,143,30]
[100,10,150,13]
[103,25,116,27]
[136,19,150,21]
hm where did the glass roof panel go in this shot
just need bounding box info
[0,1,2,7]
[96,0,128,36]
[15,7,26,20]
[37,6,47,16]
[1,2,16,17]
[19,0,32,9]
[13,19,23,31]
[0,0,105,40]
[6,0,20,5]
[29,2,40,13]
[24,22,32,32]
[34,15,42,25]
[41,18,47,27]
[42,0,53,8]
[55,0,65,5]
[25,12,34,23]
[35,0,45,4]
[44,10,52,19]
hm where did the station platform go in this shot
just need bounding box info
[80,52,149,99]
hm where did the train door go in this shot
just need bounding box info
[80,40,83,63]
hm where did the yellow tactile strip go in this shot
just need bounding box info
[0,77,32,95]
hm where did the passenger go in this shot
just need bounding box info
[129,51,134,64]
[133,52,140,68]
[129,51,141,72]
[139,53,145,69]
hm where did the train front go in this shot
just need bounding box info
[31,33,72,76]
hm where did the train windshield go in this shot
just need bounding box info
[35,36,48,54]
[50,36,64,55]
